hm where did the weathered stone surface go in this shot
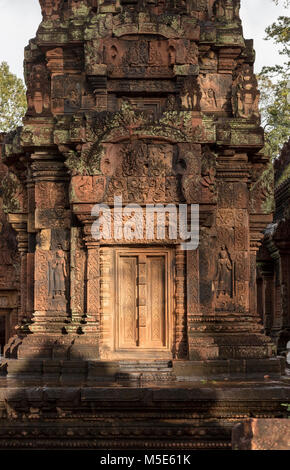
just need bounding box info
[0,377,288,450]
[232,419,290,450]
[257,139,290,355]
[0,135,20,355]
[0,0,289,450]
[1,0,274,363]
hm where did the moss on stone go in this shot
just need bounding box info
[64,105,193,175]
[276,163,290,188]
[0,173,21,214]
[250,162,275,215]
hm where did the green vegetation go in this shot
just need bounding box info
[258,5,290,160]
[0,62,26,133]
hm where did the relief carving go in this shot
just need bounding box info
[213,0,241,23]
[216,245,233,298]
[27,64,51,116]
[232,64,260,120]
[201,146,216,195]
[64,77,82,112]
[48,248,67,299]
[37,229,51,251]
[39,0,63,18]
[1,0,276,369]
[123,41,148,67]
[180,77,201,110]
[199,49,218,71]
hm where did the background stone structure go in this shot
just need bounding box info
[257,139,290,354]
[1,0,279,369]
[0,0,289,450]
[0,135,20,356]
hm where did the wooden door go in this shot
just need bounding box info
[117,251,168,351]
[145,256,165,348]
[118,255,138,348]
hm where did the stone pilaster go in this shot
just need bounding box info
[175,246,187,359]
[8,214,28,326]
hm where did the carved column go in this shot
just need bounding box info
[249,241,260,318]
[69,227,86,328]
[8,215,28,326]
[99,247,114,359]
[85,242,100,334]
[27,174,36,322]
[174,246,187,359]
[16,152,72,359]
[186,248,200,360]
[31,152,70,328]
[66,218,100,359]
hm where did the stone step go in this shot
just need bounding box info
[116,360,176,381]
[116,372,176,382]
[118,360,172,371]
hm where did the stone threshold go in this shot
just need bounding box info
[0,357,285,382]
[0,379,289,450]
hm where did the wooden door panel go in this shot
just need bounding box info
[118,256,137,348]
[117,251,169,352]
[147,256,166,348]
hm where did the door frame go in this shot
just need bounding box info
[114,246,174,359]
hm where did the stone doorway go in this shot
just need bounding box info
[100,247,174,359]
[117,251,167,351]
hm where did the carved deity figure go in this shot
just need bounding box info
[224,0,234,21]
[166,94,178,111]
[49,247,67,298]
[168,46,176,66]
[37,229,51,251]
[200,49,216,68]
[191,0,208,11]
[213,0,225,18]
[149,46,163,66]
[232,64,260,119]
[124,41,148,67]
[185,42,199,65]
[39,0,62,18]
[217,245,233,297]
[234,0,241,19]
[213,0,240,22]
[201,147,216,192]
[27,64,50,115]
[181,77,201,110]
[204,88,217,109]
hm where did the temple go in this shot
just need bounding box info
[257,139,290,353]
[0,0,289,450]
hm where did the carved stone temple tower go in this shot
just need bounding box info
[1,0,284,375]
[0,0,289,450]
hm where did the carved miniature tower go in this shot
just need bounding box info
[1,0,283,377]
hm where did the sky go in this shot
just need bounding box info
[0,0,288,81]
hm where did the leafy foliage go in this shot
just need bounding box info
[281,403,290,416]
[258,9,290,161]
[0,62,26,133]
[272,0,290,7]
[258,72,290,160]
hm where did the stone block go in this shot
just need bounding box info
[232,419,290,450]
